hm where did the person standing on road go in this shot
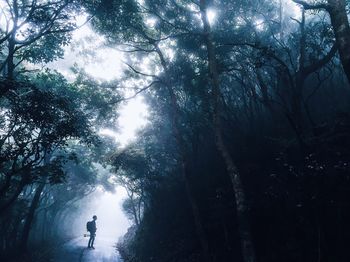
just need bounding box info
[87,215,97,249]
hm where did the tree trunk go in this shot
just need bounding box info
[19,181,45,252]
[130,193,140,226]
[327,0,350,83]
[7,37,15,80]
[137,191,144,224]
[279,0,284,39]
[292,9,306,137]
[41,209,47,242]
[154,46,212,262]
[0,179,27,215]
[199,1,257,262]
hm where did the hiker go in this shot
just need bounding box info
[87,215,97,249]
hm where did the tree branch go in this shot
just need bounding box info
[107,81,159,105]
[303,43,337,76]
[293,0,330,11]
[122,61,159,79]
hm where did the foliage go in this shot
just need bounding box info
[0,0,82,78]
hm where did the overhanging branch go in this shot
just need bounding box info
[293,0,330,11]
[107,80,159,105]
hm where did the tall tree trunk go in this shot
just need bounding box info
[41,209,47,242]
[279,0,284,39]
[154,46,212,262]
[128,192,140,226]
[327,0,350,83]
[137,190,144,224]
[4,0,18,80]
[293,9,306,137]
[19,181,46,252]
[199,1,257,262]
[7,37,15,80]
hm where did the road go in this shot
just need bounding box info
[50,236,122,262]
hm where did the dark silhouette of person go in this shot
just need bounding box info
[87,215,97,249]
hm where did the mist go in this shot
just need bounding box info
[70,187,129,239]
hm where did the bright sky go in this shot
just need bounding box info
[47,19,149,148]
[284,0,302,19]
[100,96,149,147]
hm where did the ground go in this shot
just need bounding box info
[50,236,122,262]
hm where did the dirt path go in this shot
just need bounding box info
[50,236,122,262]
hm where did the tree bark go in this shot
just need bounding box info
[327,0,350,83]
[19,181,45,252]
[6,37,16,80]
[41,209,47,242]
[129,192,140,226]
[199,1,257,262]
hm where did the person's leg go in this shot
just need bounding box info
[91,234,95,248]
[88,234,93,248]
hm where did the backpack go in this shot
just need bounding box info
[86,221,92,232]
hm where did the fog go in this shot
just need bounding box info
[70,186,130,240]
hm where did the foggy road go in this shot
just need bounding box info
[51,236,122,262]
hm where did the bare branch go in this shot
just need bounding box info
[108,81,159,105]
[122,61,159,79]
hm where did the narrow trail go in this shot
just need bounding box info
[50,236,122,262]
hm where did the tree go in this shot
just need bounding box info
[293,0,350,84]
[0,71,95,214]
[242,7,337,146]
[112,147,148,227]
[0,0,81,82]
[199,1,257,261]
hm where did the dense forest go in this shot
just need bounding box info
[1,0,350,261]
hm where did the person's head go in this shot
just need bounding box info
[93,215,97,221]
